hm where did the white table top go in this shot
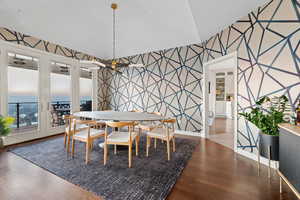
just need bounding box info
[73,111,165,121]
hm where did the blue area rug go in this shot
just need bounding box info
[10,136,198,200]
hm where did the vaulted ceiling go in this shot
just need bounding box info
[0,0,268,59]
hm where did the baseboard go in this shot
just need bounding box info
[237,148,278,169]
[175,129,204,138]
[3,132,62,146]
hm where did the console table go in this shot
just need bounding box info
[278,123,300,199]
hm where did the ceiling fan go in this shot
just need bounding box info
[80,3,144,73]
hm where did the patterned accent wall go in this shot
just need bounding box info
[0,27,97,60]
[100,45,205,131]
[203,0,300,152]
[98,0,300,152]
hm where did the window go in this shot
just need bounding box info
[50,62,71,127]
[79,67,92,111]
[7,52,39,132]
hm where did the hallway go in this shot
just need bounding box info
[209,118,234,149]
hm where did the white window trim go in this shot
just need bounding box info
[0,39,99,145]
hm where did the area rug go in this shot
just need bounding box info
[9,136,198,200]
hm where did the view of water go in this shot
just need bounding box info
[8,95,92,129]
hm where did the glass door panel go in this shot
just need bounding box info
[79,67,92,111]
[50,62,71,128]
[7,52,39,133]
[216,77,225,101]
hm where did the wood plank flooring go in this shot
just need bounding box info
[0,135,297,200]
[209,118,234,149]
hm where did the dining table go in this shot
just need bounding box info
[73,111,165,122]
[73,111,166,148]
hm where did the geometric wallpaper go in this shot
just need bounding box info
[0,0,298,154]
[98,0,300,153]
[0,27,97,61]
[204,0,300,152]
[98,45,205,132]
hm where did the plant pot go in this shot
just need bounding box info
[259,133,279,161]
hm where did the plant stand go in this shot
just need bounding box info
[257,134,279,178]
[257,145,272,178]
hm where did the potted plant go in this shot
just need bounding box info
[0,115,15,148]
[239,95,289,161]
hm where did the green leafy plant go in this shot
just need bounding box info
[0,115,15,137]
[239,95,289,136]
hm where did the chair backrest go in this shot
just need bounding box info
[130,109,143,113]
[63,115,74,132]
[161,118,176,124]
[161,118,176,138]
[105,121,135,129]
[151,112,162,116]
[63,115,74,121]
[105,121,136,142]
[73,119,97,138]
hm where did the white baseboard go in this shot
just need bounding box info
[237,148,278,169]
[175,129,205,138]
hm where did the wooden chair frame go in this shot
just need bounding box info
[138,112,163,145]
[71,119,105,164]
[104,121,140,168]
[146,118,176,161]
[63,115,75,153]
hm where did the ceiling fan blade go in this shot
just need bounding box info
[128,64,144,68]
[106,66,122,74]
[116,63,130,68]
[80,60,106,68]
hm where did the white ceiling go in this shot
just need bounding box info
[0,0,268,59]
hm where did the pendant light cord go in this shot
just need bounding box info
[113,7,116,61]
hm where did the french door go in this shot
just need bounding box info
[0,40,98,145]
[48,60,82,134]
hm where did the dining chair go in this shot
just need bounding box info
[71,119,105,164]
[104,121,139,168]
[146,118,176,161]
[63,115,88,153]
[129,109,143,131]
[95,109,112,129]
[137,112,164,146]
[138,112,163,131]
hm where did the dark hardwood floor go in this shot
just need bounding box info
[209,117,233,135]
[0,134,297,200]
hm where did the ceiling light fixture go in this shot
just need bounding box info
[79,3,144,72]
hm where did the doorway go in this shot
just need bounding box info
[203,52,238,151]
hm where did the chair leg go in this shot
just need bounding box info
[114,144,117,155]
[90,141,94,150]
[135,137,139,156]
[104,143,107,165]
[67,135,71,154]
[71,138,75,158]
[85,141,90,164]
[167,140,170,161]
[154,138,157,149]
[129,143,132,168]
[172,137,176,152]
[64,133,67,148]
